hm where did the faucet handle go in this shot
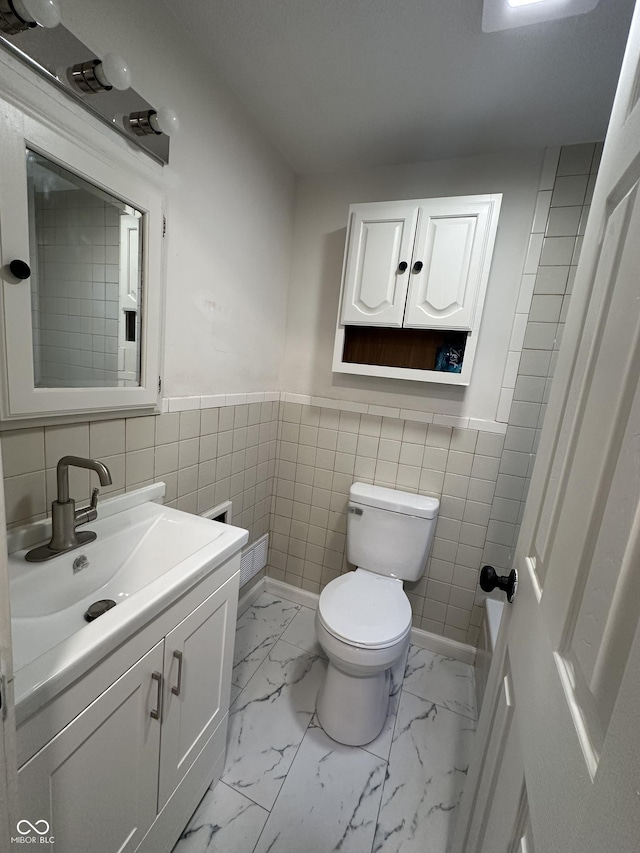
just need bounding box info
[75,488,101,527]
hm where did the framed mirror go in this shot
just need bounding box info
[27,150,143,390]
[0,91,163,422]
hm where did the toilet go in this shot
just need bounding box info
[315,482,439,746]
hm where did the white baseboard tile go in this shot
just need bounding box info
[265,577,320,610]
[259,577,477,664]
[237,576,266,617]
[409,626,476,665]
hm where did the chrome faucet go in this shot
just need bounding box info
[25,456,113,562]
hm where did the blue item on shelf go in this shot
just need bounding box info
[435,344,463,373]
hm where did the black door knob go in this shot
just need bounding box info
[480,565,518,603]
[9,259,31,280]
[412,261,423,273]
[398,261,408,272]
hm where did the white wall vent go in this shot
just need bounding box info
[240,533,269,587]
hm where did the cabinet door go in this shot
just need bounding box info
[340,201,418,327]
[403,195,501,330]
[18,642,163,853]
[158,573,239,810]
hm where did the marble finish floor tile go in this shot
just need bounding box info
[222,640,327,810]
[173,780,268,853]
[254,724,386,853]
[232,594,301,689]
[179,594,478,853]
[403,645,477,720]
[229,682,242,706]
[279,605,326,657]
[361,686,400,762]
[373,690,475,853]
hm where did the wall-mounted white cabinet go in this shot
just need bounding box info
[334,194,502,385]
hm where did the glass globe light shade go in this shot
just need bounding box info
[94,53,132,91]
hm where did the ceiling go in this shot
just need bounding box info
[165,0,635,175]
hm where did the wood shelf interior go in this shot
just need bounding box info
[342,326,467,371]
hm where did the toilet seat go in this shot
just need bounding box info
[318,569,412,649]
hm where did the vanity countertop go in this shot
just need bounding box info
[8,484,248,722]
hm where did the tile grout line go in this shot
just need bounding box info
[247,598,322,852]
[250,712,317,853]
[366,678,410,853]
[218,595,305,822]
[399,684,476,722]
[230,595,303,697]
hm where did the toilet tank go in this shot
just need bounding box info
[347,483,439,582]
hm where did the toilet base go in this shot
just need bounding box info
[316,661,391,746]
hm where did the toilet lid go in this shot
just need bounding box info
[318,569,412,648]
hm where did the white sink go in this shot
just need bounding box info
[11,509,225,620]
[9,491,248,717]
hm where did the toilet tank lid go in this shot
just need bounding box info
[349,482,439,519]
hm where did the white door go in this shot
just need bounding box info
[403,195,501,331]
[340,201,418,327]
[18,642,163,853]
[453,7,640,853]
[157,575,238,810]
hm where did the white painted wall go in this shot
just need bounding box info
[282,150,544,423]
[60,0,295,397]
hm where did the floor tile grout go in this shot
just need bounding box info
[400,685,477,721]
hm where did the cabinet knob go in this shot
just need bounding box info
[412,261,424,273]
[9,259,31,280]
[398,261,408,273]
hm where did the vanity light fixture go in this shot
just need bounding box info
[126,107,180,137]
[0,0,60,35]
[67,52,131,93]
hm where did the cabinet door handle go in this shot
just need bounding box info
[412,261,423,273]
[150,671,163,720]
[398,261,408,272]
[171,650,183,696]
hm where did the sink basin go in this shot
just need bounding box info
[9,493,248,716]
[11,509,224,619]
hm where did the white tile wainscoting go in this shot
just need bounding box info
[1,393,520,647]
[268,400,509,646]
[173,587,476,853]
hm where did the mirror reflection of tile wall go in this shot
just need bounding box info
[27,151,142,389]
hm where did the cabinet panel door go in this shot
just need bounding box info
[340,202,418,327]
[158,572,239,810]
[18,642,163,853]
[404,196,501,330]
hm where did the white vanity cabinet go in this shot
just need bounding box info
[334,194,502,385]
[16,564,239,853]
[158,583,233,810]
[18,643,164,852]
